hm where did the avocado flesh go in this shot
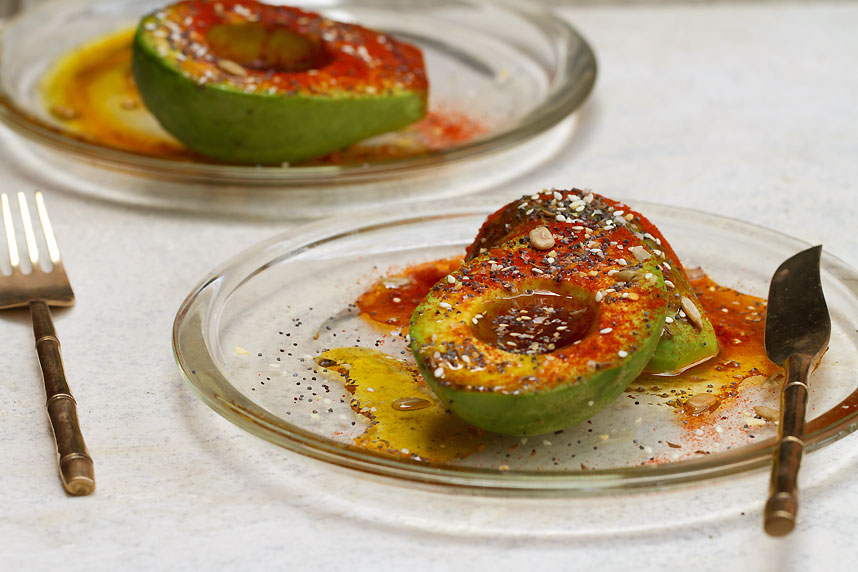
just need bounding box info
[131,3,427,164]
[409,222,668,435]
[435,332,658,435]
[466,189,718,375]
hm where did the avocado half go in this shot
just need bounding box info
[132,0,428,164]
[465,189,719,375]
[409,216,669,436]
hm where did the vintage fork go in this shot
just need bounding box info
[1,191,95,495]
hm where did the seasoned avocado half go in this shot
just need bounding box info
[132,0,428,164]
[409,221,668,435]
[466,189,719,375]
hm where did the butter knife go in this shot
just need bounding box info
[763,245,830,536]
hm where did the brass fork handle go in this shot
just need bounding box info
[30,300,95,496]
[764,352,811,536]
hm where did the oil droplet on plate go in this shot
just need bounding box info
[391,397,431,411]
[682,393,720,416]
[315,347,483,463]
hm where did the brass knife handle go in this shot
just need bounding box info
[764,353,811,536]
[30,300,95,496]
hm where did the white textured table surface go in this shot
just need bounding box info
[3,2,858,570]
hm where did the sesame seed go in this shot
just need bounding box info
[629,246,651,261]
[600,327,613,334]
[217,58,248,77]
[665,280,676,289]
[618,350,629,358]
[681,296,705,329]
[439,302,452,309]
[446,275,456,284]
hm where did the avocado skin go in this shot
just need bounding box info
[131,13,427,164]
[409,221,668,436]
[417,321,660,436]
[466,189,719,375]
[644,310,717,374]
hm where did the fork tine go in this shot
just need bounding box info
[35,192,61,265]
[17,192,39,269]
[1,192,20,269]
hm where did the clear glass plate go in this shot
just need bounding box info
[172,197,858,494]
[0,0,595,218]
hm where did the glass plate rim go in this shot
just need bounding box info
[0,0,597,186]
[172,197,858,494]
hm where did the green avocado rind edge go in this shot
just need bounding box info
[645,308,719,375]
[412,324,663,436]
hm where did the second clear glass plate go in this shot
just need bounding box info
[0,0,596,218]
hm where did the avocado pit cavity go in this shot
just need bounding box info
[472,290,597,355]
[205,22,329,73]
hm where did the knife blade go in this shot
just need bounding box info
[763,244,830,536]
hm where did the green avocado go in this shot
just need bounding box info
[465,189,719,375]
[131,0,428,164]
[409,218,669,436]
